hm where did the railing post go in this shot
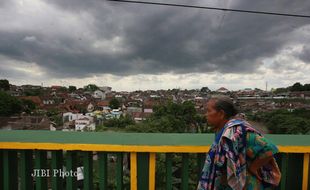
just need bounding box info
[3,150,18,190]
[34,150,47,190]
[116,152,123,190]
[302,153,309,190]
[0,151,3,189]
[137,152,149,190]
[197,153,205,182]
[166,153,173,190]
[149,153,156,190]
[20,150,33,190]
[286,153,303,189]
[83,151,93,190]
[51,150,63,190]
[98,152,108,190]
[130,152,137,190]
[181,153,189,190]
[280,153,288,190]
[66,151,77,190]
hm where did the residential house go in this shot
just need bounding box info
[3,116,51,130]
[99,86,112,93]
[63,112,85,122]
[93,90,106,100]
[75,117,96,131]
[216,87,229,94]
[105,109,122,119]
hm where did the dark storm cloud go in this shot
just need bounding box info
[1,0,310,79]
[298,45,310,63]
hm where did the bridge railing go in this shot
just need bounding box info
[0,130,309,190]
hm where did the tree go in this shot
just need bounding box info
[200,87,211,93]
[0,91,22,116]
[84,84,99,92]
[0,79,10,91]
[250,109,310,134]
[290,82,303,92]
[69,86,77,92]
[126,101,205,133]
[109,98,121,109]
[21,99,36,114]
[24,89,42,96]
[59,86,68,92]
[274,87,288,94]
[304,84,310,91]
[100,115,135,129]
[46,108,63,127]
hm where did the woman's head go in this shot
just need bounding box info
[206,96,238,130]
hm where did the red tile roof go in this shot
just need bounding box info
[97,101,110,107]
[18,96,43,107]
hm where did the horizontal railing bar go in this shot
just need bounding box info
[1,131,310,147]
[1,142,310,153]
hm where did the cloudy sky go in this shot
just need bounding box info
[1,0,310,91]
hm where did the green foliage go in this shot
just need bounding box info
[0,91,22,116]
[84,84,99,92]
[304,84,310,91]
[155,153,201,190]
[74,104,87,114]
[125,101,207,133]
[59,86,68,92]
[96,101,208,189]
[20,99,36,114]
[68,85,77,92]
[200,86,211,93]
[0,79,10,91]
[250,109,310,134]
[274,82,310,93]
[274,87,288,94]
[24,89,42,96]
[109,98,121,109]
[97,115,135,130]
[290,82,303,91]
[273,98,310,104]
[46,108,63,126]
[0,93,36,116]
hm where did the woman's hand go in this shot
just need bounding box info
[248,163,262,181]
[248,156,273,181]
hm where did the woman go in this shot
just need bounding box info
[197,97,280,190]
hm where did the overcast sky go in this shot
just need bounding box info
[1,0,310,91]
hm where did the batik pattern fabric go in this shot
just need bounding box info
[197,119,279,190]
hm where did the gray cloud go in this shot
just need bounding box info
[299,45,310,63]
[1,0,310,80]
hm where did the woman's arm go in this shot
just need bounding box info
[248,155,273,180]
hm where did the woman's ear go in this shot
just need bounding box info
[219,110,226,120]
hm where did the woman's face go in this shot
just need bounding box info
[206,100,226,129]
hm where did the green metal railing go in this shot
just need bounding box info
[0,130,310,190]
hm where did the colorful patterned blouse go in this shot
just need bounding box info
[197,119,279,190]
